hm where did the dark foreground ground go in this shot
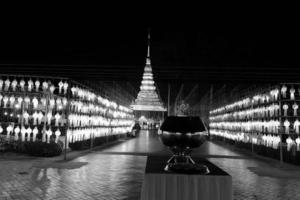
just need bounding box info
[1,130,300,200]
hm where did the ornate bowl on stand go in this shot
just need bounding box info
[158,116,209,174]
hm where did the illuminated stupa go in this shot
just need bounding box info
[131,32,166,113]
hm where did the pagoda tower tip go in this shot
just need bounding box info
[146,30,151,64]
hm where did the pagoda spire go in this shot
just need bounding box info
[146,29,151,65]
[147,31,150,58]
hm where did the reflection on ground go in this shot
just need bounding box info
[1,130,300,199]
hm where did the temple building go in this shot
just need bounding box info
[130,32,166,129]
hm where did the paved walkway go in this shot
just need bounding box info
[1,130,300,199]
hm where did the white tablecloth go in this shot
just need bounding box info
[141,173,232,200]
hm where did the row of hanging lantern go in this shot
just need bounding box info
[210,130,282,149]
[210,119,300,134]
[210,98,251,115]
[210,120,281,133]
[260,134,281,149]
[210,88,286,116]
[211,86,300,116]
[67,128,103,143]
[70,86,119,110]
[0,124,61,143]
[110,119,133,127]
[67,126,132,143]
[1,110,66,126]
[0,78,69,94]
[0,94,68,110]
[210,129,300,152]
[118,105,133,113]
[282,102,300,117]
[286,137,300,151]
[70,100,133,118]
[210,103,281,121]
[97,96,118,109]
[210,102,300,122]
[68,114,106,127]
[279,85,300,99]
[1,112,133,144]
[70,101,107,114]
[210,130,281,149]
[71,86,96,101]
[210,92,277,116]
[1,122,134,145]
[112,127,132,134]
[68,114,133,128]
[106,109,134,119]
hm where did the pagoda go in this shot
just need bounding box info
[131,31,166,127]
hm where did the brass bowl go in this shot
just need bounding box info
[158,131,207,150]
[158,116,208,173]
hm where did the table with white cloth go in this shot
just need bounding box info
[140,156,232,200]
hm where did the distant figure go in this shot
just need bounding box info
[131,123,141,137]
[133,123,141,131]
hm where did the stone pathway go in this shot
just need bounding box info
[1,130,300,199]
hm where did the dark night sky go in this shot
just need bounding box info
[1,25,299,69]
[1,19,300,101]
